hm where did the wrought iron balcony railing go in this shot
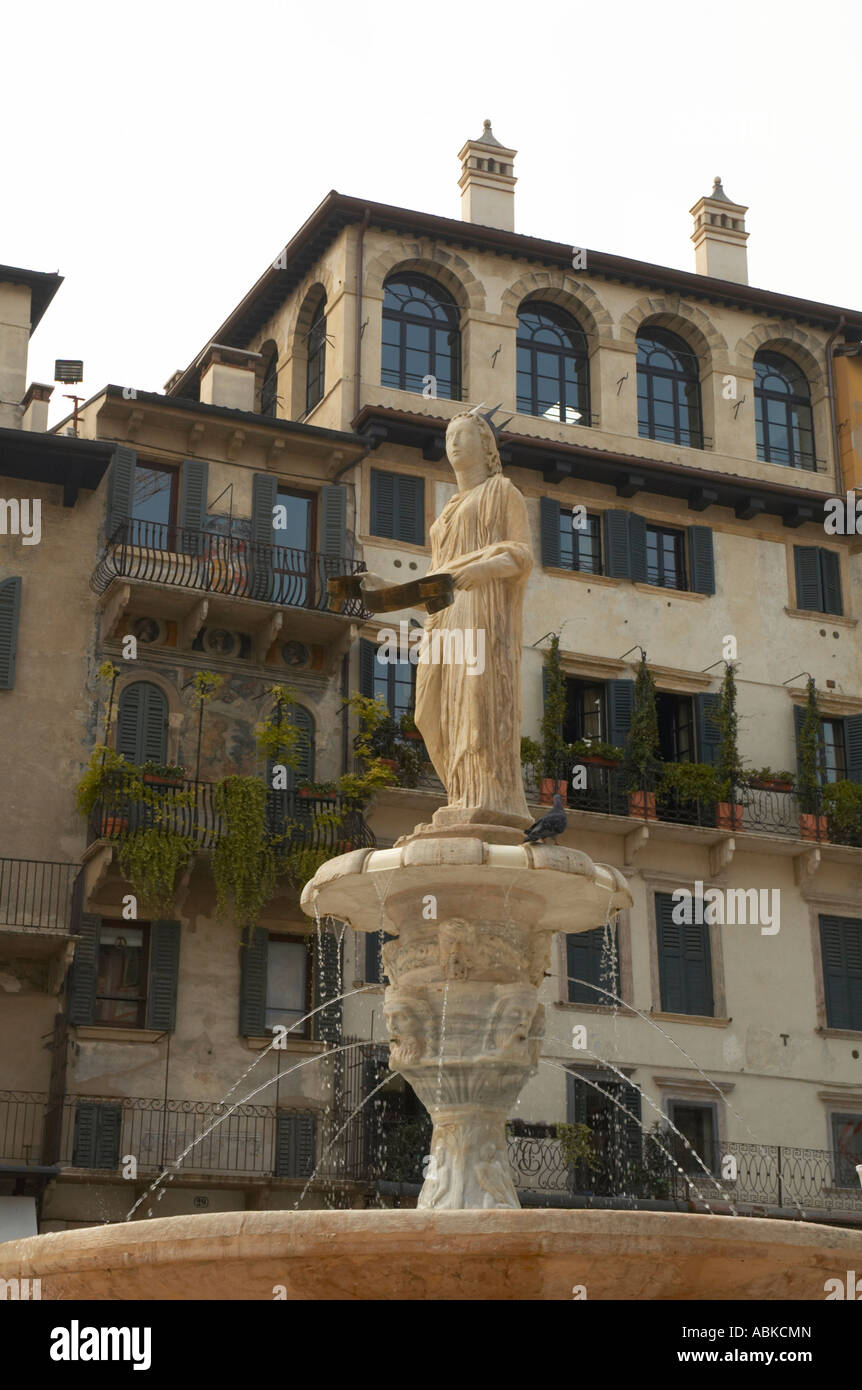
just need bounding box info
[0,859,79,931]
[86,776,374,856]
[90,518,368,614]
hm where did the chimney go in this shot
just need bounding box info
[20,382,53,431]
[458,120,517,231]
[690,177,749,284]
[198,343,261,411]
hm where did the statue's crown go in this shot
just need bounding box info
[467,402,513,439]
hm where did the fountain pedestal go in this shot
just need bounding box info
[301,834,631,1210]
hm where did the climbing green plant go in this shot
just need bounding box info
[797,678,824,815]
[254,684,304,767]
[116,827,196,918]
[625,655,660,791]
[75,745,136,817]
[540,633,566,779]
[715,661,743,802]
[556,1122,597,1172]
[213,775,276,929]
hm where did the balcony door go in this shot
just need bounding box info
[130,462,177,549]
[273,489,315,607]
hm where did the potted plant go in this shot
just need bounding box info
[342,693,399,796]
[797,679,827,841]
[399,711,424,742]
[714,663,744,830]
[821,779,862,846]
[520,735,542,797]
[540,633,568,803]
[745,767,795,793]
[297,779,338,799]
[625,656,660,819]
[140,760,186,787]
[75,745,140,837]
[395,738,423,789]
[658,761,721,810]
[569,738,625,768]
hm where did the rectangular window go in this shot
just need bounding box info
[559,510,602,574]
[566,925,619,1005]
[266,935,310,1037]
[272,488,315,607]
[822,720,847,784]
[95,923,148,1027]
[794,546,843,616]
[656,892,714,1017]
[374,652,415,722]
[370,470,424,546]
[563,678,606,743]
[831,1112,862,1187]
[819,915,862,1031]
[667,1100,717,1174]
[646,525,687,590]
[656,692,695,763]
[130,462,177,547]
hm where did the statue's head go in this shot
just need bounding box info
[484,984,539,1058]
[446,409,502,478]
[384,988,432,1066]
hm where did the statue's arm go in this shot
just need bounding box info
[436,488,533,591]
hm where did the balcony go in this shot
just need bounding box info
[90,520,368,659]
[0,859,80,974]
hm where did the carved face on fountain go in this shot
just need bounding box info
[384,990,431,1067]
[439,918,475,980]
[485,985,540,1060]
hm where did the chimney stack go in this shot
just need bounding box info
[690,177,749,284]
[198,343,261,411]
[458,120,517,231]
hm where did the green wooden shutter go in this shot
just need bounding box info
[370,469,395,539]
[819,915,862,1031]
[116,682,168,764]
[606,679,635,750]
[292,706,315,786]
[612,1079,644,1167]
[315,928,343,1042]
[0,576,22,690]
[365,931,395,984]
[250,473,278,600]
[540,497,562,568]
[603,511,632,580]
[146,920,181,1030]
[320,484,347,561]
[359,637,376,697]
[695,692,722,765]
[274,1113,316,1178]
[566,927,617,1004]
[627,514,648,584]
[567,1073,589,1125]
[821,549,843,616]
[396,475,424,546]
[656,891,714,1017]
[239,926,268,1036]
[688,526,716,595]
[845,715,862,785]
[67,912,100,1025]
[106,446,136,539]
[794,546,823,612]
[178,459,208,555]
[73,1101,122,1169]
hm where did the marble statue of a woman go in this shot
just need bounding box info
[414,409,532,825]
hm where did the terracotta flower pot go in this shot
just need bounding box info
[143,774,183,787]
[799,812,828,842]
[539,778,568,804]
[580,756,620,769]
[100,816,129,837]
[628,791,657,820]
[716,802,743,831]
[750,778,793,793]
[379,758,398,772]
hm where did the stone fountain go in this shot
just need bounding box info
[4,407,862,1297]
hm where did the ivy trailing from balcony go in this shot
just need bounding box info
[116,826,196,918]
[213,775,276,929]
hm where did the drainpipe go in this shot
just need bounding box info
[341,650,350,776]
[353,209,371,423]
[825,315,846,493]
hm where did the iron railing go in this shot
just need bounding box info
[0,859,78,931]
[90,519,368,614]
[86,776,374,856]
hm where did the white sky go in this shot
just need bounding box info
[3,0,860,426]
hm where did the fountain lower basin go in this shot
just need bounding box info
[3,1209,860,1300]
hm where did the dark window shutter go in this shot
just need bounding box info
[695,692,722,765]
[397,475,424,547]
[292,706,315,786]
[688,526,715,595]
[250,473,278,600]
[67,912,100,1025]
[73,1101,122,1169]
[116,682,168,764]
[359,637,376,697]
[239,926,268,1036]
[613,1079,644,1167]
[627,514,648,584]
[606,679,635,750]
[370,470,396,539]
[179,459,208,555]
[146,920,181,1030]
[820,915,862,1031]
[566,927,617,1004]
[0,576,22,690]
[821,549,843,616]
[320,484,347,558]
[106,446,136,539]
[656,892,714,1017]
[845,715,862,785]
[315,927,343,1042]
[603,510,632,580]
[274,1112,316,1178]
[540,497,562,568]
[365,931,395,984]
[567,1073,589,1125]
[794,546,823,612]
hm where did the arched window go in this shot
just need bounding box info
[305,301,326,413]
[754,350,815,470]
[260,345,278,418]
[381,274,461,399]
[116,681,168,765]
[516,302,590,425]
[636,327,703,448]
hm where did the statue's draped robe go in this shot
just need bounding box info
[415,472,532,819]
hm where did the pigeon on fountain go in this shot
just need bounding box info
[523,794,567,845]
